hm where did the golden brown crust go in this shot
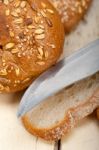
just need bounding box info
[22,89,99,141]
[50,0,92,33]
[0,0,64,93]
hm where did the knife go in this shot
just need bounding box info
[18,39,99,117]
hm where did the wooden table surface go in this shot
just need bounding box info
[0,92,99,150]
[0,0,99,149]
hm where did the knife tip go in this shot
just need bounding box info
[17,112,21,118]
[17,107,25,118]
[17,110,22,118]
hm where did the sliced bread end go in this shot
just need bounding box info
[22,74,99,141]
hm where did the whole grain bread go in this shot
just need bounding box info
[0,0,64,93]
[49,0,92,32]
[22,73,99,140]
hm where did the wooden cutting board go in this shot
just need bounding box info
[0,0,99,149]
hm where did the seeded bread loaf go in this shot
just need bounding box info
[49,0,92,32]
[0,0,64,93]
[22,73,99,141]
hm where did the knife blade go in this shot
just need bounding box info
[18,39,99,117]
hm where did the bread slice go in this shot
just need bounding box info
[22,73,99,141]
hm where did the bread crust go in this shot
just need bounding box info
[0,0,64,93]
[22,89,99,141]
[49,0,92,32]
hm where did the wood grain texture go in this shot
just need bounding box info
[54,141,61,150]
[61,117,99,150]
[0,92,55,150]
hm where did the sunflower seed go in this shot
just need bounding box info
[20,1,26,8]
[5,9,10,16]
[11,11,19,17]
[36,61,45,65]
[35,34,45,40]
[14,1,20,7]
[35,28,44,34]
[4,0,9,5]
[14,18,23,24]
[5,43,15,49]
[9,31,15,37]
[11,48,19,53]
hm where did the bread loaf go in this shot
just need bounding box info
[49,0,92,32]
[0,0,64,93]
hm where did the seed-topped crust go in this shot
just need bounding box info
[0,0,64,93]
[50,0,92,32]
